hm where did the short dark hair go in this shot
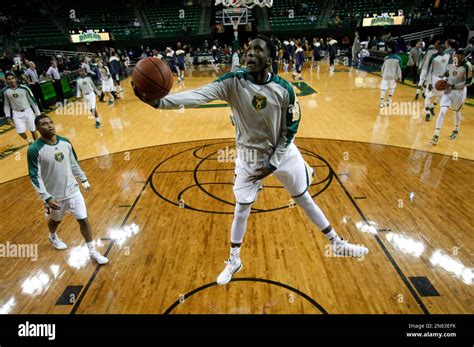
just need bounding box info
[34,114,51,127]
[255,34,277,59]
[5,72,16,79]
[455,49,465,56]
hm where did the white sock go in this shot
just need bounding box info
[86,241,96,253]
[325,229,342,243]
[95,116,100,122]
[454,111,461,131]
[230,246,241,261]
[230,203,252,244]
[380,89,386,99]
[434,107,448,136]
[293,192,341,242]
[49,232,57,239]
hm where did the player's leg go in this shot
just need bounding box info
[26,109,38,140]
[87,94,100,128]
[431,105,449,144]
[217,159,262,285]
[449,90,465,140]
[47,202,68,250]
[416,71,426,100]
[387,80,396,107]
[380,79,388,108]
[274,144,368,257]
[424,88,433,121]
[12,112,32,144]
[70,193,108,264]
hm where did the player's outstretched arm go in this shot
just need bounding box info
[132,79,229,110]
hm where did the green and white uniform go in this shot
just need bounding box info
[426,52,450,99]
[77,76,99,109]
[27,136,88,220]
[3,85,40,133]
[441,61,473,111]
[159,69,312,204]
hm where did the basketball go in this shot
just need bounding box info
[435,79,450,91]
[132,57,173,99]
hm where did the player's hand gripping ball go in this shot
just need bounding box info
[132,57,173,107]
[435,79,450,91]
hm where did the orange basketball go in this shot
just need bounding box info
[132,57,173,99]
[435,79,449,91]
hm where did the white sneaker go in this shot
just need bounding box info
[89,251,109,265]
[49,236,67,250]
[216,258,242,285]
[332,239,368,258]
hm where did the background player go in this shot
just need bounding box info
[416,41,439,100]
[76,67,101,129]
[27,115,108,265]
[3,72,39,145]
[312,38,322,73]
[380,54,402,108]
[133,35,368,286]
[425,43,449,121]
[176,43,186,83]
[328,36,338,73]
[430,50,472,144]
[293,42,304,81]
[98,60,115,105]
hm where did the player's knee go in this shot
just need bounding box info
[77,217,89,225]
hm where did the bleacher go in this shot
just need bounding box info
[146,5,201,37]
[65,2,142,41]
[268,0,323,30]
[410,0,473,26]
[11,13,69,47]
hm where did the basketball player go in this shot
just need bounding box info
[176,43,186,83]
[424,44,449,121]
[416,42,438,100]
[27,115,108,264]
[312,38,322,73]
[293,42,305,81]
[3,72,39,144]
[76,68,101,129]
[328,36,338,73]
[430,50,472,145]
[98,60,115,105]
[165,48,180,80]
[380,54,402,108]
[133,35,368,285]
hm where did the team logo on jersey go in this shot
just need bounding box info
[252,94,267,110]
[55,152,64,162]
[291,101,301,122]
[12,93,19,98]
[83,81,87,85]
[452,70,458,76]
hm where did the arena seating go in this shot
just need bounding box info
[65,2,143,40]
[146,5,201,37]
[11,14,69,47]
[268,0,323,29]
[410,0,473,26]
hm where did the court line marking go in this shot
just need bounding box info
[163,277,328,314]
[331,170,430,314]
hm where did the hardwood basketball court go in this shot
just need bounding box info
[0,63,472,314]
